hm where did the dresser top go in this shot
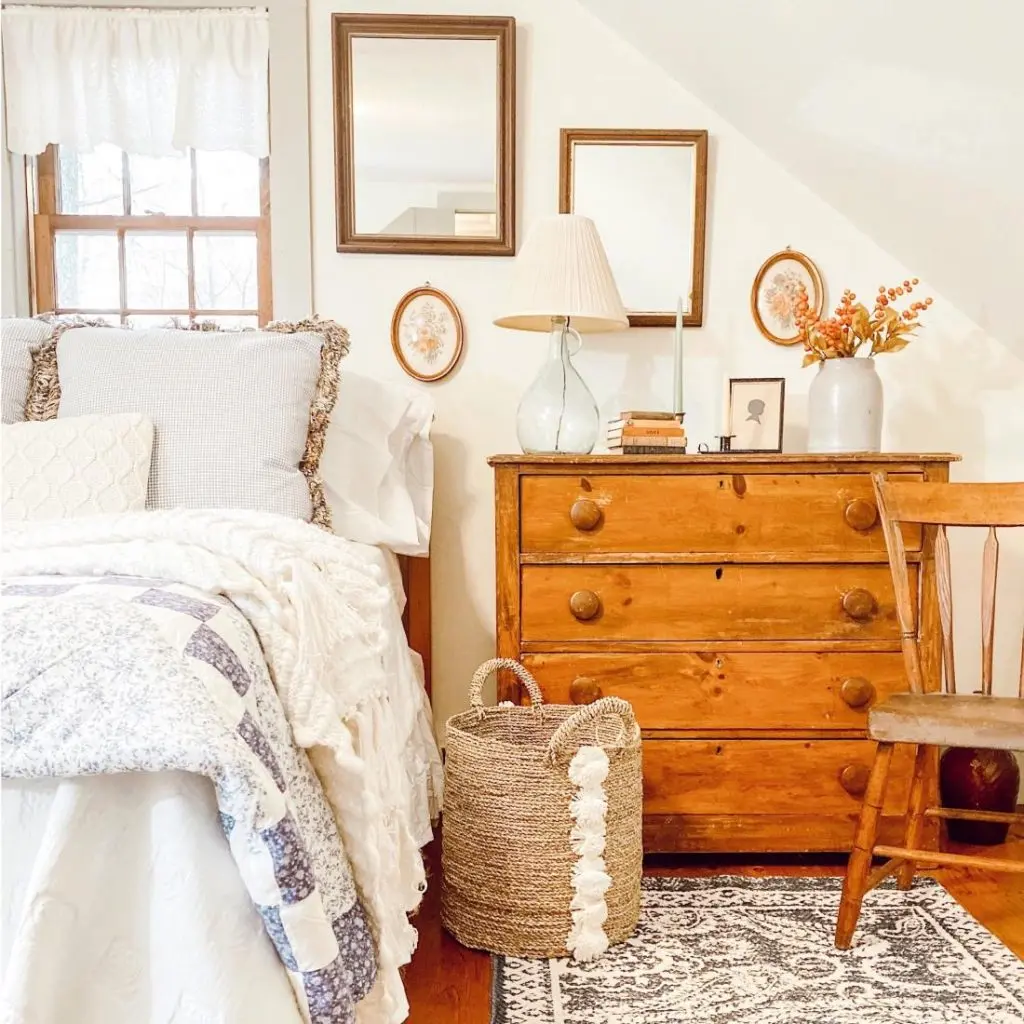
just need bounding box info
[488,452,960,466]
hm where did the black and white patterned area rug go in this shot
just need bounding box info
[491,876,1024,1024]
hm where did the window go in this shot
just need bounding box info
[33,145,271,327]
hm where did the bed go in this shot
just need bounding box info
[0,319,442,1024]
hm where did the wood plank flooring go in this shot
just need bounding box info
[403,822,1024,1023]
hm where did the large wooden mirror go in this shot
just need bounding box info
[559,129,708,326]
[332,13,516,256]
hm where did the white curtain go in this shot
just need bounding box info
[1,6,270,157]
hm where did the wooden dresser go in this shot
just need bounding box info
[489,453,958,853]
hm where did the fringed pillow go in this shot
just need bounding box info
[27,317,348,528]
[1,317,53,423]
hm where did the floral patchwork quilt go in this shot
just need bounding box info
[2,574,376,1024]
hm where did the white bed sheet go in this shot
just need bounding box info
[1,547,439,1024]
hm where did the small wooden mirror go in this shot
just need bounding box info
[559,128,708,326]
[332,13,516,256]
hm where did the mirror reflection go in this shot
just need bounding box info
[351,36,498,239]
[572,144,694,314]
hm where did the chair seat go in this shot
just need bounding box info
[868,692,1024,750]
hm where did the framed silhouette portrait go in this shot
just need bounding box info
[727,377,785,452]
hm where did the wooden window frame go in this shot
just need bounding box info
[33,145,272,325]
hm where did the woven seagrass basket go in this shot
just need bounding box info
[441,658,643,959]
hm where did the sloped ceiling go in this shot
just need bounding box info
[579,0,1024,355]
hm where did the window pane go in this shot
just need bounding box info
[195,151,260,215]
[58,145,125,214]
[193,232,258,310]
[125,232,189,309]
[125,314,180,329]
[193,315,259,330]
[54,232,120,308]
[128,152,192,215]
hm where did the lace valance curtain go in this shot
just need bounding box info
[1,6,270,157]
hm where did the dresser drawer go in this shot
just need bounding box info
[520,472,923,556]
[642,739,916,816]
[520,564,915,643]
[522,652,908,731]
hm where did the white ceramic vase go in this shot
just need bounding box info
[807,357,883,453]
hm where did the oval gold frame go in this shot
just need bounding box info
[750,249,824,346]
[390,285,465,382]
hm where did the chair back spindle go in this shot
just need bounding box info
[874,476,925,694]
[980,527,999,696]
[1019,628,1024,699]
[934,524,956,694]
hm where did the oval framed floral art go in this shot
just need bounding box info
[750,249,824,346]
[390,285,465,382]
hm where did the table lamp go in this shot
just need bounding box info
[494,214,628,454]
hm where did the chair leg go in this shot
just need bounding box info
[898,744,931,890]
[836,742,894,950]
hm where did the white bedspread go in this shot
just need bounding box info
[3,773,306,1024]
[1,510,443,1023]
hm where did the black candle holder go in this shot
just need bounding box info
[697,435,736,454]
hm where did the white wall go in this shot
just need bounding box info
[312,0,1024,749]
[580,0,1024,363]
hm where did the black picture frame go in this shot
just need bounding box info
[727,377,786,453]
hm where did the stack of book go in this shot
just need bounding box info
[607,411,686,454]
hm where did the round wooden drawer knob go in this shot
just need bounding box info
[844,498,878,532]
[842,588,878,622]
[840,676,876,708]
[569,676,603,705]
[570,499,602,532]
[839,763,871,797]
[569,590,602,621]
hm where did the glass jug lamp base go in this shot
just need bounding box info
[515,320,599,454]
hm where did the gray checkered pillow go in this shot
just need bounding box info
[55,326,343,522]
[1,318,53,424]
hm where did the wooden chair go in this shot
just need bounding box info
[834,474,1024,949]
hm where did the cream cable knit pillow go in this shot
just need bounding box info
[2,413,154,521]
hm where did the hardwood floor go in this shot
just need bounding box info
[403,822,1024,1023]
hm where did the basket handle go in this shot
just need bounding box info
[469,658,544,709]
[546,696,637,761]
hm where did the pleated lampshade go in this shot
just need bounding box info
[494,214,629,333]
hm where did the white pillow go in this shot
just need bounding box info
[1,413,154,522]
[320,373,434,555]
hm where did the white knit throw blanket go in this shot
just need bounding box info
[2,510,427,1024]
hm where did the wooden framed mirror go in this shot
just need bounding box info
[559,128,708,326]
[332,13,516,256]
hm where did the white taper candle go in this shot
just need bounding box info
[673,296,684,416]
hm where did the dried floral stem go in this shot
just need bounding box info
[796,278,932,366]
